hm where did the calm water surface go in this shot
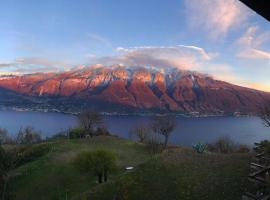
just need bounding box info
[0,110,269,146]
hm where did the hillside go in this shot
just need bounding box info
[0,65,269,114]
[8,136,251,200]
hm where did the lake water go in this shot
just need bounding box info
[0,110,269,146]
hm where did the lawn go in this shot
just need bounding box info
[8,136,252,200]
[9,136,149,200]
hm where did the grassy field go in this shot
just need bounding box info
[8,136,252,200]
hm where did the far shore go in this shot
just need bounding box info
[0,106,257,118]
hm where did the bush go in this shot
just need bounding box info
[69,128,86,139]
[237,144,250,153]
[74,149,117,184]
[49,132,68,140]
[15,143,51,166]
[207,136,250,154]
[0,145,16,199]
[95,127,110,136]
[207,136,236,154]
[16,126,42,144]
[257,140,270,153]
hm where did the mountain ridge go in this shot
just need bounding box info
[0,65,269,115]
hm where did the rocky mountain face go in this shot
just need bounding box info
[0,65,269,114]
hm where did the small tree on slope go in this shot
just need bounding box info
[74,149,117,184]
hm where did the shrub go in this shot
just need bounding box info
[207,136,236,154]
[74,149,117,184]
[237,144,250,153]
[258,140,270,153]
[15,143,51,166]
[69,128,86,139]
[207,136,250,154]
[0,145,17,199]
[49,132,68,140]
[193,142,207,153]
[95,127,110,136]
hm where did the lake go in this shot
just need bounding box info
[0,110,269,146]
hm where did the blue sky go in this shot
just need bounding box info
[0,0,270,91]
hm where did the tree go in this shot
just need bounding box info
[130,124,149,143]
[69,127,86,139]
[145,131,164,155]
[74,149,117,184]
[16,126,42,144]
[78,110,104,137]
[151,115,176,148]
[260,101,270,127]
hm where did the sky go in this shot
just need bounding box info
[0,0,270,91]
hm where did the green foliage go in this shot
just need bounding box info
[74,149,117,183]
[0,145,16,200]
[69,128,86,139]
[193,142,207,153]
[258,140,270,153]
[15,143,51,166]
[48,131,68,140]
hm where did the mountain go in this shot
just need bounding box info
[0,65,269,115]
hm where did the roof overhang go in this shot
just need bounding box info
[239,0,270,21]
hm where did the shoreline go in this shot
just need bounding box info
[0,106,256,118]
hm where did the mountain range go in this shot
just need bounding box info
[0,65,269,115]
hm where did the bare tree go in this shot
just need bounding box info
[78,110,104,137]
[151,115,176,148]
[130,124,149,143]
[145,131,164,155]
[260,102,270,127]
[16,126,42,144]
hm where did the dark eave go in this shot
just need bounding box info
[239,0,270,21]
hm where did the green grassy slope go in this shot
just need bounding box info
[90,149,252,200]
[9,136,252,200]
[10,136,149,200]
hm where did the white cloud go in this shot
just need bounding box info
[237,26,270,60]
[185,0,250,39]
[0,57,73,74]
[96,45,215,70]
[238,49,270,59]
[178,45,217,60]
